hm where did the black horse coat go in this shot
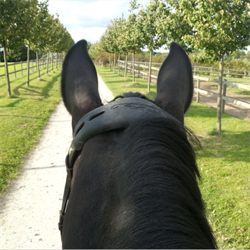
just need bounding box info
[60,40,217,249]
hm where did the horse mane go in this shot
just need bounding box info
[111,93,217,248]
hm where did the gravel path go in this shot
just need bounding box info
[0,75,113,249]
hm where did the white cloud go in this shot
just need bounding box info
[48,0,150,43]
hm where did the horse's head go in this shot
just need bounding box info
[60,40,216,249]
[61,39,193,129]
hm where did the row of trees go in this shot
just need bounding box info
[0,0,75,95]
[98,0,250,133]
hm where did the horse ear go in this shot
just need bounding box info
[155,42,193,124]
[61,39,103,128]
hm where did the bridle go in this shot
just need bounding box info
[58,97,179,233]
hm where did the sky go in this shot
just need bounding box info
[48,0,150,44]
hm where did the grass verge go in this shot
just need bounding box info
[96,66,250,249]
[0,66,61,193]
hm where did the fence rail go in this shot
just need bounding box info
[193,65,250,78]
[118,61,250,78]
[0,54,63,79]
[117,60,250,111]
[0,59,42,78]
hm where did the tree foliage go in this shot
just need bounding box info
[174,0,250,60]
[138,0,169,51]
[0,0,74,54]
[125,1,143,54]
[28,0,51,52]
[0,0,35,49]
[0,0,74,95]
[137,0,170,89]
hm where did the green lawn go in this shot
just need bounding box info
[186,103,250,249]
[0,66,61,193]
[96,66,250,249]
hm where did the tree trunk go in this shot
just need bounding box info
[217,55,224,134]
[3,46,11,96]
[46,52,49,75]
[125,54,128,78]
[52,53,54,71]
[36,52,40,79]
[132,52,135,83]
[148,50,152,92]
[113,53,116,73]
[118,53,120,75]
[27,46,30,86]
[109,53,111,70]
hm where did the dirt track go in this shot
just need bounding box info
[0,75,114,249]
[193,81,250,121]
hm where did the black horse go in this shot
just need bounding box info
[60,39,217,249]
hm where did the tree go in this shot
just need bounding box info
[124,0,144,82]
[170,0,250,133]
[51,24,74,54]
[0,0,38,95]
[138,0,170,91]
[101,16,126,72]
[100,24,117,71]
[100,32,112,70]
[114,14,128,75]
[23,0,40,85]
[42,14,73,74]
[160,0,194,52]
[110,17,123,72]
[28,0,51,79]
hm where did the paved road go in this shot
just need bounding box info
[0,75,113,249]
